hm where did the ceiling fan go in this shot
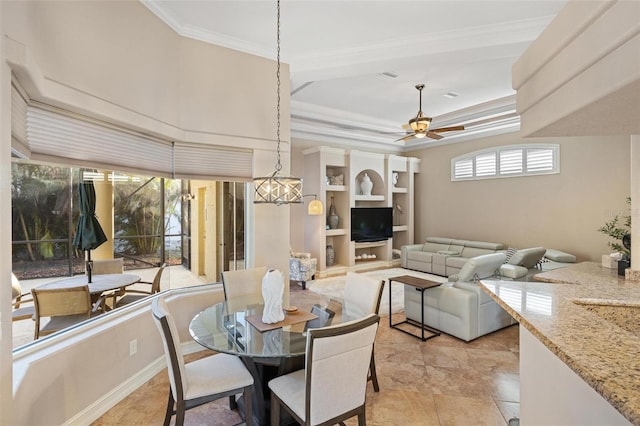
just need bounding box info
[394,84,464,142]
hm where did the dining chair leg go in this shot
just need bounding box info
[228,395,237,410]
[163,391,174,426]
[271,393,281,426]
[358,409,366,426]
[243,385,253,426]
[369,352,380,392]
[175,400,185,426]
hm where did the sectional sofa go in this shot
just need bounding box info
[404,252,517,342]
[401,237,576,280]
[400,237,577,341]
[401,237,505,277]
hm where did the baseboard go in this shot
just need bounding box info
[64,341,202,426]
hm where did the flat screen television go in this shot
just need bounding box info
[350,207,393,242]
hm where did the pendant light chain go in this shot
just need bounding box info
[252,0,303,205]
[275,0,282,172]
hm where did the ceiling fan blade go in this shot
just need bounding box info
[395,134,416,143]
[401,123,411,131]
[426,131,444,140]
[432,125,465,133]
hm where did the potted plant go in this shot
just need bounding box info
[598,197,631,275]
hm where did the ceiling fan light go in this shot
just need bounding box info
[409,116,431,133]
[414,132,426,139]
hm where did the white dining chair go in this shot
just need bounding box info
[343,271,384,392]
[151,296,254,426]
[221,266,267,300]
[268,313,380,426]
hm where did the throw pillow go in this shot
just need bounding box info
[508,247,546,269]
[504,247,518,263]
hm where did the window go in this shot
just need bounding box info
[451,144,559,181]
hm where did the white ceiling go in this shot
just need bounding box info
[143,0,568,152]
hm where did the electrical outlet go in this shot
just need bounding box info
[129,339,137,356]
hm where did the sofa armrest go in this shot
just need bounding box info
[499,264,529,279]
[544,249,576,263]
[401,244,425,268]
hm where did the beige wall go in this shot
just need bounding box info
[290,147,307,251]
[409,132,631,261]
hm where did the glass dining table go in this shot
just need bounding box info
[189,293,349,425]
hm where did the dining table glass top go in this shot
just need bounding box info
[190,294,348,359]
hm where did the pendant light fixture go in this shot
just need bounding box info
[303,194,323,215]
[253,0,303,205]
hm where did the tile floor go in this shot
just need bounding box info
[92,284,520,426]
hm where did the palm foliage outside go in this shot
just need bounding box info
[12,162,185,279]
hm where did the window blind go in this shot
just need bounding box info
[20,104,253,180]
[11,85,29,158]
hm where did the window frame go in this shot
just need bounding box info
[451,144,559,181]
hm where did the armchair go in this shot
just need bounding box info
[289,252,317,290]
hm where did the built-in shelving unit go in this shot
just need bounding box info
[302,147,419,278]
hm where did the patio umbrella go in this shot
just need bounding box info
[73,181,107,283]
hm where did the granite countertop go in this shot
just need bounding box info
[480,262,640,425]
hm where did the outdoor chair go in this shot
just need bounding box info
[343,272,384,392]
[268,314,380,426]
[221,266,267,301]
[151,297,254,426]
[91,258,125,309]
[12,273,35,322]
[31,285,103,339]
[116,263,166,308]
[91,258,124,275]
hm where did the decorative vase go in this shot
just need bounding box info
[360,173,373,196]
[326,245,335,267]
[328,196,339,229]
[261,269,285,324]
[392,172,399,188]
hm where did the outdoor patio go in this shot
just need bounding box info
[12,264,209,349]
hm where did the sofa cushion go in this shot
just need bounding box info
[426,237,454,245]
[461,246,496,258]
[407,251,433,263]
[463,241,505,251]
[508,247,546,269]
[423,242,451,253]
[544,249,576,263]
[445,256,468,269]
[437,250,460,256]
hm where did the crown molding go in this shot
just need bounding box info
[142,2,554,73]
[292,15,555,73]
[141,0,279,60]
[291,95,521,152]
